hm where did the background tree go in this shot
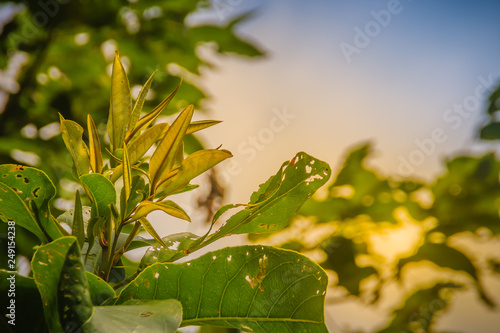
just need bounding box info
[250,85,500,332]
[0,0,263,207]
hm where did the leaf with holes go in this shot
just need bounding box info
[0,164,62,242]
[201,152,331,247]
[116,245,329,332]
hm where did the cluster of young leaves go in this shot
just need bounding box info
[0,54,332,332]
[0,0,264,214]
[250,142,500,332]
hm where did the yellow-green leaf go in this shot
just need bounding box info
[129,200,190,223]
[158,149,232,195]
[122,143,132,202]
[138,217,168,248]
[149,105,194,190]
[111,123,167,182]
[186,120,222,134]
[107,50,132,151]
[87,114,103,173]
[59,114,90,177]
[128,70,157,134]
[125,80,181,143]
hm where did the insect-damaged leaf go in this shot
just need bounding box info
[0,164,62,242]
[116,245,329,332]
[107,51,132,151]
[203,152,331,246]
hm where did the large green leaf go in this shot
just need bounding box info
[139,232,199,269]
[116,245,329,332]
[202,152,331,246]
[32,237,77,332]
[57,241,94,332]
[397,242,494,307]
[107,51,132,151]
[88,299,183,332]
[0,164,63,242]
[0,271,47,332]
[80,174,117,218]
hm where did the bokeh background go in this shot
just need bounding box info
[1,1,500,332]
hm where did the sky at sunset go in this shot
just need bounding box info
[182,1,500,331]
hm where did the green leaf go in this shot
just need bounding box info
[158,149,232,195]
[87,114,103,173]
[139,232,199,269]
[0,164,63,242]
[86,272,116,306]
[122,143,132,202]
[59,114,91,177]
[0,271,47,332]
[203,152,331,246]
[107,51,132,151]
[57,241,94,332]
[397,242,495,307]
[138,217,169,248]
[128,70,157,134]
[88,299,182,333]
[116,246,328,332]
[111,123,167,182]
[32,237,77,332]
[149,105,194,190]
[129,200,191,223]
[126,81,181,143]
[80,174,117,218]
[72,190,86,248]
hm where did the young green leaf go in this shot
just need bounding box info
[116,246,329,332]
[128,70,157,133]
[157,149,232,195]
[111,123,167,182]
[107,51,132,151]
[125,80,181,143]
[72,190,86,248]
[87,114,103,173]
[129,200,190,223]
[139,232,199,268]
[59,114,91,177]
[137,217,168,248]
[149,105,194,191]
[122,143,132,203]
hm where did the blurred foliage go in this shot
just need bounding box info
[250,105,500,331]
[0,0,263,212]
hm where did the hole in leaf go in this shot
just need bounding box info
[16,174,22,178]
[32,187,41,198]
[23,177,30,184]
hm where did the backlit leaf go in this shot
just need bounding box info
[149,105,194,190]
[80,174,117,218]
[87,114,103,173]
[107,51,132,151]
[116,246,329,332]
[59,114,91,177]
